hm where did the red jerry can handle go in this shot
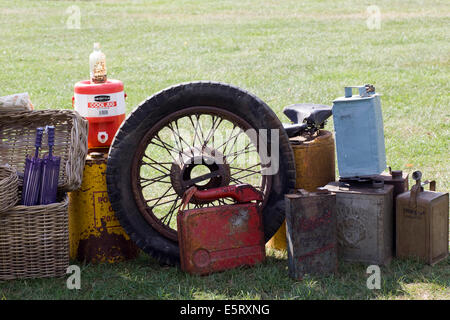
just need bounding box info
[179,184,263,213]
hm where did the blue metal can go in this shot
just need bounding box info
[332,85,386,178]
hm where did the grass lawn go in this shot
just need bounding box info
[0,0,449,300]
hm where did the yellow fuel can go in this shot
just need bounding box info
[267,130,336,250]
[69,152,139,263]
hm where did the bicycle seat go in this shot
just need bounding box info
[283,103,332,126]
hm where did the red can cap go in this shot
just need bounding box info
[74,79,124,95]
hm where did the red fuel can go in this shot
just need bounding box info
[73,79,126,150]
[177,185,265,275]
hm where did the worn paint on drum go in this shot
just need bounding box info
[267,130,335,250]
[68,153,139,263]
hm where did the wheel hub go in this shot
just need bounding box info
[170,147,230,203]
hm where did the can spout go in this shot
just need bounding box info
[412,170,422,186]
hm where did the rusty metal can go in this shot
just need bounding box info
[285,189,337,280]
[374,168,409,255]
[68,152,139,263]
[396,171,449,265]
[267,130,335,250]
[324,181,394,266]
[177,185,265,275]
[376,168,409,198]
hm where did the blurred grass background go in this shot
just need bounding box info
[0,0,448,300]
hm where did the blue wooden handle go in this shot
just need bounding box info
[47,126,55,147]
[35,127,44,148]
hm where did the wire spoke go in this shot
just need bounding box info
[226,143,257,163]
[150,136,180,162]
[229,163,261,175]
[230,176,245,185]
[193,114,207,146]
[140,173,171,188]
[217,125,243,154]
[203,115,224,148]
[167,121,194,157]
[146,190,176,203]
[232,170,261,181]
[141,160,170,176]
[160,196,182,225]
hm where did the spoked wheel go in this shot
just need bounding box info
[131,106,272,242]
[106,82,295,265]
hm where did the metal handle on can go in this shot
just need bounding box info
[192,185,263,203]
[178,184,263,214]
[344,84,375,98]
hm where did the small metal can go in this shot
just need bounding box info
[285,189,337,280]
[396,171,449,265]
[324,181,394,266]
[267,130,335,250]
[376,168,409,198]
[374,168,409,255]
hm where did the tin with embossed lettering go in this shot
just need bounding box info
[177,185,265,275]
[396,171,449,265]
[68,152,139,263]
[324,181,394,266]
[285,189,337,280]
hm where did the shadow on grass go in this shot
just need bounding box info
[0,249,448,300]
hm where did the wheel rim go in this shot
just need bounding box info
[131,106,273,241]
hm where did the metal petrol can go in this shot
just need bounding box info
[324,181,394,265]
[177,185,265,275]
[377,169,409,197]
[285,189,337,280]
[396,171,449,265]
[332,85,386,178]
[267,130,336,250]
[68,152,139,263]
[374,168,409,254]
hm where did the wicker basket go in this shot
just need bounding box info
[0,194,69,280]
[0,109,87,280]
[0,166,19,213]
[0,109,88,191]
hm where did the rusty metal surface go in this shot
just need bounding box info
[376,170,409,198]
[396,174,449,265]
[285,190,337,280]
[267,130,335,250]
[69,153,139,263]
[374,169,409,255]
[324,181,394,266]
[177,186,265,275]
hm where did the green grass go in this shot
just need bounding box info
[0,0,449,300]
[1,251,449,300]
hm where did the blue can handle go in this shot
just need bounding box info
[345,85,375,98]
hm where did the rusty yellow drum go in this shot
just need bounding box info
[267,130,336,250]
[69,152,139,263]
